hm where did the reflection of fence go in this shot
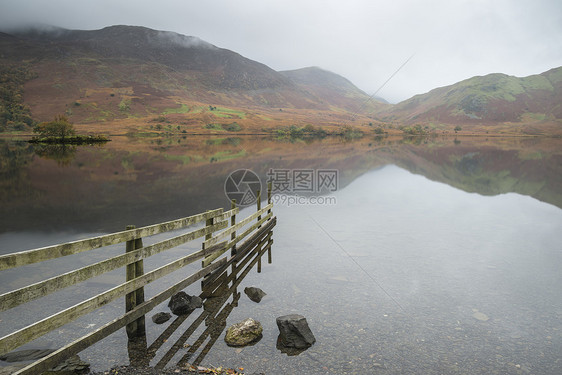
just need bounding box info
[131,223,274,370]
[0,184,275,375]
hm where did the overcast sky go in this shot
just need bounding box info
[1,0,561,103]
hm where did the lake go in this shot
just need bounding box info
[1,135,561,374]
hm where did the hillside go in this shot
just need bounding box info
[380,67,562,132]
[1,24,560,135]
[280,67,388,112]
[0,25,378,130]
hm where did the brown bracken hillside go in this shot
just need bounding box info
[1,25,560,135]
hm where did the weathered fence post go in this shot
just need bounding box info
[202,211,214,273]
[256,190,262,272]
[125,225,146,339]
[230,199,238,291]
[267,181,272,208]
[256,189,262,228]
[230,199,237,256]
[205,213,214,243]
[267,181,273,264]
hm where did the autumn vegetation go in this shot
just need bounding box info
[0,64,36,132]
[1,26,560,138]
[31,115,109,144]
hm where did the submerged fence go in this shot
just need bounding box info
[0,184,275,375]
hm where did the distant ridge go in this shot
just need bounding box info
[381,67,562,126]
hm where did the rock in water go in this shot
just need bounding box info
[276,314,316,349]
[244,287,266,303]
[0,350,89,374]
[152,312,172,324]
[44,355,90,374]
[472,311,489,321]
[168,292,203,315]
[0,349,56,362]
[224,318,263,347]
[0,364,26,375]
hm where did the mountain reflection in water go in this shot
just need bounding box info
[0,135,561,235]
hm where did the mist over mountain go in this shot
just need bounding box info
[0,24,560,133]
[280,67,388,109]
[1,25,383,125]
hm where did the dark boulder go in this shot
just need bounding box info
[151,312,172,324]
[244,287,266,303]
[276,314,316,349]
[168,292,203,315]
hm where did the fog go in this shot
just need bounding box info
[1,0,561,102]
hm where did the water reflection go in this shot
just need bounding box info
[0,135,561,233]
[0,139,560,374]
[33,143,77,166]
[126,228,273,370]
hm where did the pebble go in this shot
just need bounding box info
[472,311,489,322]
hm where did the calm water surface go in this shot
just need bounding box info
[0,135,561,374]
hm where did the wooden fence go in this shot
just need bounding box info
[0,184,275,375]
[129,219,275,370]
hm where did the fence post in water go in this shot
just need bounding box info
[125,225,146,339]
[257,189,262,228]
[267,181,273,264]
[256,190,262,272]
[230,199,239,292]
[202,211,214,269]
[230,199,237,256]
[205,214,214,241]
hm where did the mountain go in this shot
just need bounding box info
[0,25,377,127]
[1,24,560,134]
[280,67,387,111]
[381,67,562,129]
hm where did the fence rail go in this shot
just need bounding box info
[0,184,275,375]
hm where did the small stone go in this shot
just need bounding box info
[224,318,263,347]
[44,355,90,375]
[152,312,172,324]
[472,311,489,321]
[244,287,266,303]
